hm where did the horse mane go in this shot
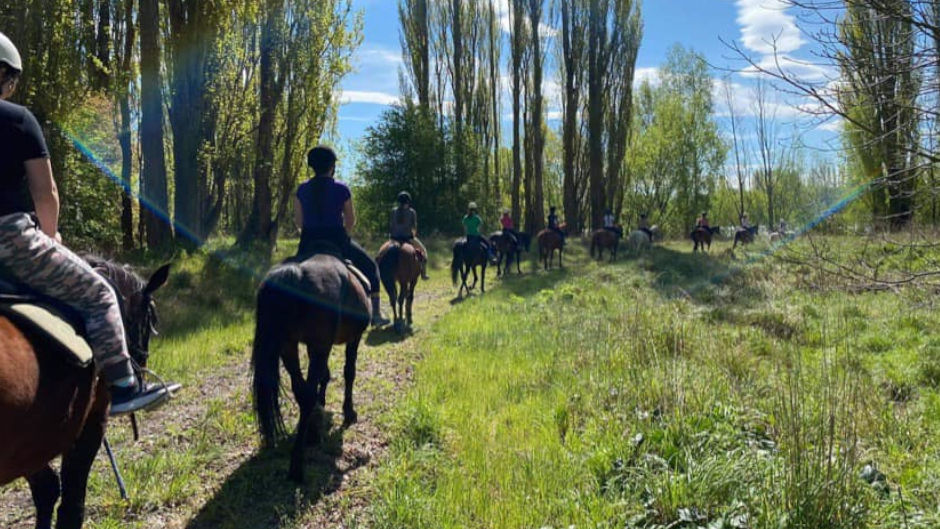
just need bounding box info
[83,255,145,295]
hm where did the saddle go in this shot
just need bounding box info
[0,278,93,367]
[385,237,425,261]
[294,241,372,294]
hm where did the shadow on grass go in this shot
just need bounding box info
[366,326,411,347]
[185,414,360,529]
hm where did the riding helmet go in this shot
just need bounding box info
[397,191,412,204]
[468,201,478,211]
[0,32,22,72]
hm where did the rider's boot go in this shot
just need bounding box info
[108,365,174,416]
[420,259,430,280]
[371,295,390,327]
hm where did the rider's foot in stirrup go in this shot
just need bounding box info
[109,378,173,416]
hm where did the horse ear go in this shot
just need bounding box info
[144,263,171,296]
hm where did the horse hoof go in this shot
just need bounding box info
[343,410,358,426]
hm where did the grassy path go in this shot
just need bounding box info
[0,241,464,528]
[5,237,940,528]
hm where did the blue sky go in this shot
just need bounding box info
[335,0,841,162]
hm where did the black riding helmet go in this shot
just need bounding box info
[397,191,412,205]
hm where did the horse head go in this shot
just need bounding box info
[87,257,171,368]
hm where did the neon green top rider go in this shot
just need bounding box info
[462,202,483,237]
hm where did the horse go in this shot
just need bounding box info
[0,259,170,529]
[489,231,522,276]
[251,252,370,483]
[377,240,421,333]
[691,226,721,252]
[537,224,566,270]
[733,225,759,249]
[627,230,651,252]
[451,237,489,297]
[590,229,620,262]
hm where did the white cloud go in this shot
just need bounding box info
[739,53,831,82]
[340,90,400,105]
[735,0,804,55]
[633,67,660,88]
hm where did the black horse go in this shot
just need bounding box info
[489,231,522,276]
[691,226,721,252]
[251,254,370,483]
[733,225,759,249]
[451,237,489,297]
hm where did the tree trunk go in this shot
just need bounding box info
[561,2,580,231]
[139,0,172,248]
[587,0,606,230]
[239,0,280,247]
[528,0,545,232]
[510,0,524,228]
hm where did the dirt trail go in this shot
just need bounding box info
[0,278,460,528]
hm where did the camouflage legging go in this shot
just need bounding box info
[0,213,133,384]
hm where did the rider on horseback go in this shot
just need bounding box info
[638,213,653,241]
[293,145,389,327]
[499,208,521,245]
[0,32,167,415]
[463,202,497,263]
[548,206,565,246]
[739,212,751,230]
[696,211,710,229]
[603,208,623,238]
[390,191,429,280]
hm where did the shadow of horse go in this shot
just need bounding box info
[184,414,364,529]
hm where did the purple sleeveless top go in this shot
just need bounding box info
[296,177,351,230]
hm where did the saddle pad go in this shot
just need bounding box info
[2,303,93,366]
[344,261,371,293]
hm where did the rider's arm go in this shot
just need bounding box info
[293,196,303,231]
[343,199,356,232]
[26,158,59,240]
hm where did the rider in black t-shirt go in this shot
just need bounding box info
[0,32,168,415]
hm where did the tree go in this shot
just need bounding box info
[139,0,173,248]
[558,0,587,230]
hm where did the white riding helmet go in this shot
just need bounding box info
[0,32,22,72]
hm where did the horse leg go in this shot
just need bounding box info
[288,346,327,483]
[481,264,486,293]
[55,410,106,529]
[387,281,398,326]
[26,465,59,529]
[406,280,416,324]
[342,336,361,426]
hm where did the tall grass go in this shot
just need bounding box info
[370,240,940,528]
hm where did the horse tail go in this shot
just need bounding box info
[451,243,461,286]
[379,243,400,297]
[252,271,292,447]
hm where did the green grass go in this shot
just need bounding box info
[370,239,940,529]
[4,234,939,529]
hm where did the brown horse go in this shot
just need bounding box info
[252,253,370,483]
[0,259,170,529]
[691,226,720,252]
[490,230,522,276]
[590,228,620,262]
[733,225,759,249]
[377,240,421,333]
[537,225,565,270]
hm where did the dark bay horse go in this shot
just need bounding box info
[489,231,522,276]
[377,240,421,333]
[0,260,170,529]
[252,254,370,483]
[537,225,565,270]
[733,225,759,249]
[590,229,620,262]
[451,237,489,296]
[691,226,721,252]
